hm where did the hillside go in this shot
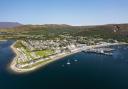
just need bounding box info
[0,22,22,28]
[0,23,128,42]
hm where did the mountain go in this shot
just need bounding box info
[0,22,22,28]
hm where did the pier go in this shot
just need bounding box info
[82,48,114,56]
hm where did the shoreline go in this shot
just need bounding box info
[9,41,128,74]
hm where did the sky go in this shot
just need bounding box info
[0,0,128,25]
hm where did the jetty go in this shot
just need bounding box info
[82,48,114,56]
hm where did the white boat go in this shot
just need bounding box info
[74,59,78,62]
[67,60,71,65]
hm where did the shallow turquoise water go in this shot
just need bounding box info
[0,41,128,89]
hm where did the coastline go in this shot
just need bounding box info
[9,41,128,74]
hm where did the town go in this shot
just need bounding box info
[11,34,123,73]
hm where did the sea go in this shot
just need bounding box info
[1,40,128,89]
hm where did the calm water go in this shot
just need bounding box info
[1,41,128,89]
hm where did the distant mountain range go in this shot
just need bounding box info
[0,22,22,28]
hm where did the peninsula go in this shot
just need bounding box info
[10,40,127,73]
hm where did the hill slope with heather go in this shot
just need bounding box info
[0,22,22,28]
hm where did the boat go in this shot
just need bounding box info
[67,60,71,65]
[74,59,78,62]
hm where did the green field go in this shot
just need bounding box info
[35,49,54,58]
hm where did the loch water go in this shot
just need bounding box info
[1,41,128,89]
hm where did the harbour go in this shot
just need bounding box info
[1,41,128,89]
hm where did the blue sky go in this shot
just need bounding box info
[0,0,128,25]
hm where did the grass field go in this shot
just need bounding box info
[35,49,54,58]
